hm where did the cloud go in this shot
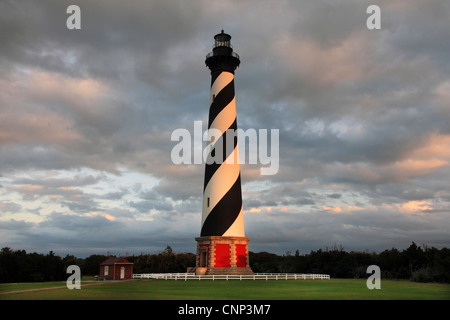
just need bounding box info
[0,0,449,256]
[0,202,22,213]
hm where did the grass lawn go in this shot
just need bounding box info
[1,279,449,300]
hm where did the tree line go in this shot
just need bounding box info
[1,242,449,283]
[249,242,450,283]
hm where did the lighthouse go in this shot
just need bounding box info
[195,30,253,275]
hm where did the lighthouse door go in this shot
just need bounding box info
[200,250,207,267]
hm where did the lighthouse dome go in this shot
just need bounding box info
[214,30,232,48]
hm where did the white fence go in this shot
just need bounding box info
[132,273,330,281]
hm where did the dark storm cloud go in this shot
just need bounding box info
[0,0,218,187]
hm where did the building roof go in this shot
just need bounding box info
[100,257,133,266]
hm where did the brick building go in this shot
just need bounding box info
[99,257,133,280]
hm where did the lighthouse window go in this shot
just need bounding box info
[207,197,210,207]
[215,40,230,47]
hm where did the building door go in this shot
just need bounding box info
[120,267,125,279]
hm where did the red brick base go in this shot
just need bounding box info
[195,236,254,275]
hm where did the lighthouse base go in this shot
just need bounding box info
[194,236,253,275]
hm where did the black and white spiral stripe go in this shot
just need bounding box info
[201,71,244,237]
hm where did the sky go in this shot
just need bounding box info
[1,0,449,257]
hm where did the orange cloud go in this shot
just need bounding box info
[87,212,116,221]
[24,70,109,106]
[244,206,285,214]
[245,208,262,214]
[275,32,372,85]
[397,201,432,214]
[322,205,364,214]
[0,69,111,146]
[381,134,450,182]
[410,134,450,161]
[385,158,448,182]
[322,205,342,213]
